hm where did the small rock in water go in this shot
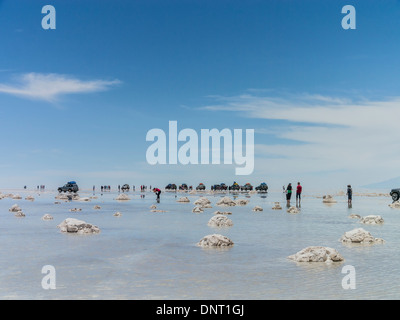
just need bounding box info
[322,195,337,203]
[57,218,100,234]
[339,228,384,244]
[115,194,131,201]
[272,202,282,210]
[93,205,101,210]
[389,201,400,208]
[287,206,299,214]
[197,234,234,247]
[359,215,384,225]
[207,215,233,227]
[42,214,53,220]
[216,196,236,207]
[113,211,122,217]
[192,206,204,213]
[177,196,190,203]
[213,210,232,215]
[349,214,361,219]
[288,246,344,263]
[9,204,22,212]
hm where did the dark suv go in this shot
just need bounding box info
[58,181,79,193]
[390,188,400,201]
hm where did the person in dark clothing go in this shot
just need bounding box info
[286,183,292,206]
[153,188,161,202]
[347,185,353,207]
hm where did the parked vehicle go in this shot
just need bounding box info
[165,183,177,190]
[196,183,206,190]
[229,182,240,191]
[58,181,79,193]
[179,183,188,190]
[390,188,400,201]
[241,183,253,191]
[121,184,130,192]
[255,182,268,193]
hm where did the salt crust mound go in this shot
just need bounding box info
[57,218,100,234]
[288,246,344,263]
[207,215,233,227]
[197,234,234,247]
[115,194,130,201]
[287,206,299,214]
[359,215,384,225]
[339,228,384,244]
[177,196,190,203]
[322,195,337,203]
[213,210,232,215]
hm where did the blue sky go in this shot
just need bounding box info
[1,0,400,191]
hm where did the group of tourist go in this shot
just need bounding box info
[283,182,353,207]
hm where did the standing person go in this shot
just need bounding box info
[93,185,95,194]
[296,182,302,206]
[347,185,353,207]
[286,183,292,206]
[118,185,121,192]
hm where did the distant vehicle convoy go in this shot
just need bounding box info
[57,181,269,193]
[58,181,79,193]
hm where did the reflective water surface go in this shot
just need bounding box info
[0,189,398,299]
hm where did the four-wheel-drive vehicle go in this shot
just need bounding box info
[229,182,240,191]
[211,183,227,191]
[241,183,253,191]
[390,188,400,201]
[121,184,130,191]
[196,183,206,190]
[165,183,177,190]
[58,181,79,193]
[255,182,268,192]
[179,183,188,190]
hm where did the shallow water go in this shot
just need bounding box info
[0,189,398,300]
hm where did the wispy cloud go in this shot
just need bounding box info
[0,73,120,102]
[201,92,400,185]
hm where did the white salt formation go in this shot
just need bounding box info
[288,246,344,263]
[177,196,190,203]
[57,218,100,234]
[216,196,236,207]
[389,201,400,208]
[349,214,361,219]
[213,210,232,215]
[25,195,35,201]
[322,195,337,203]
[235,199,249,206]
[197,234,234,247]
[252,206,263,212]
[9,204,22,212]
[12,194,22,200]
[192,206,204,213]
[115,193,131,201]
[93,205,101,210]
[359,215,384,225]
[207,215,233,227]
[113,212,122,217]
[339,228,384,244]
[194,197,211,207]
[272,202,282,210]
[287,206,299,214]
[42,214,53,220]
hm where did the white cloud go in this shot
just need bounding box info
[201,92,400,187]
[0,73,120,102]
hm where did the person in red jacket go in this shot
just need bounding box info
[153,188,161,202]
[296,182,302,206]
